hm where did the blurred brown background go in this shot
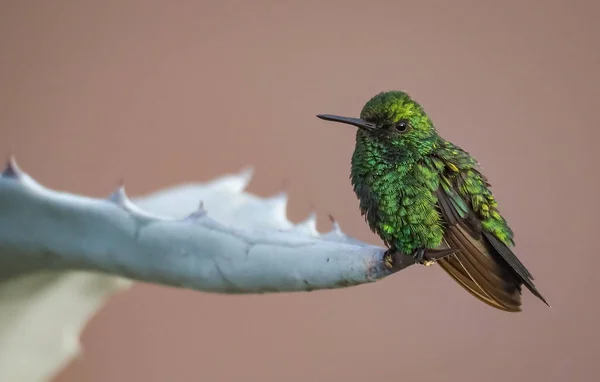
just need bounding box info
[1,0,598,381]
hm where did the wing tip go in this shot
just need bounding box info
[526,283,551,308]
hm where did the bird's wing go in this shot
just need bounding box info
[434,172,547,311]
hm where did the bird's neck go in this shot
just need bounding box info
[349,132,447,204]
[351,133,419,177]
[350,134,413,203]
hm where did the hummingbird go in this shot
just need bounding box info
[317,90,548,312]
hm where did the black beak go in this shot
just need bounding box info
[316,114,377,133]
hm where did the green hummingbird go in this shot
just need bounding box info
[317,90,548,312]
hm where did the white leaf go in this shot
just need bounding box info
[0,157,413,382]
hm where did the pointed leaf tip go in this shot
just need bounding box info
[212,166,255,193]
[185,200,208,220]
[108,184,129,206]
[266,191,288,205]
[197,200,207,214]
[302,211,317,226]
[328,214,342,233]
[291,211,318,235]
[2,155,22,179]
[238,166,254,190]
[187,209,207,220]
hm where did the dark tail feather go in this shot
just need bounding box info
[437,226,528,312]
[482,231,550,307]
[433,184,548,311]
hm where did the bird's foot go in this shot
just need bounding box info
[412,247,460,267]
[413,248,434,266]
[384,247,459,269]
[383,249,395,269]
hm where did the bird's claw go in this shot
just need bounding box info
[384,247,459,269]
[383,249,394,269]
[413,247,459,266]
[413,248,434,266]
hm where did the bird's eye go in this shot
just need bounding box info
[394,120,410,133]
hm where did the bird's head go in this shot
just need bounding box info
[317,90,440,159]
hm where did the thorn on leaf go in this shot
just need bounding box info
[328,214,342,233]
[2,155,22,179]
[187,201,207,220]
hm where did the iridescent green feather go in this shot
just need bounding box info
[434,141,515,246]
[351,132,445,254]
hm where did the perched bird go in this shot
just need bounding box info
[317,90,548,312]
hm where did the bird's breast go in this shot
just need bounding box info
[350,149,444,252]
